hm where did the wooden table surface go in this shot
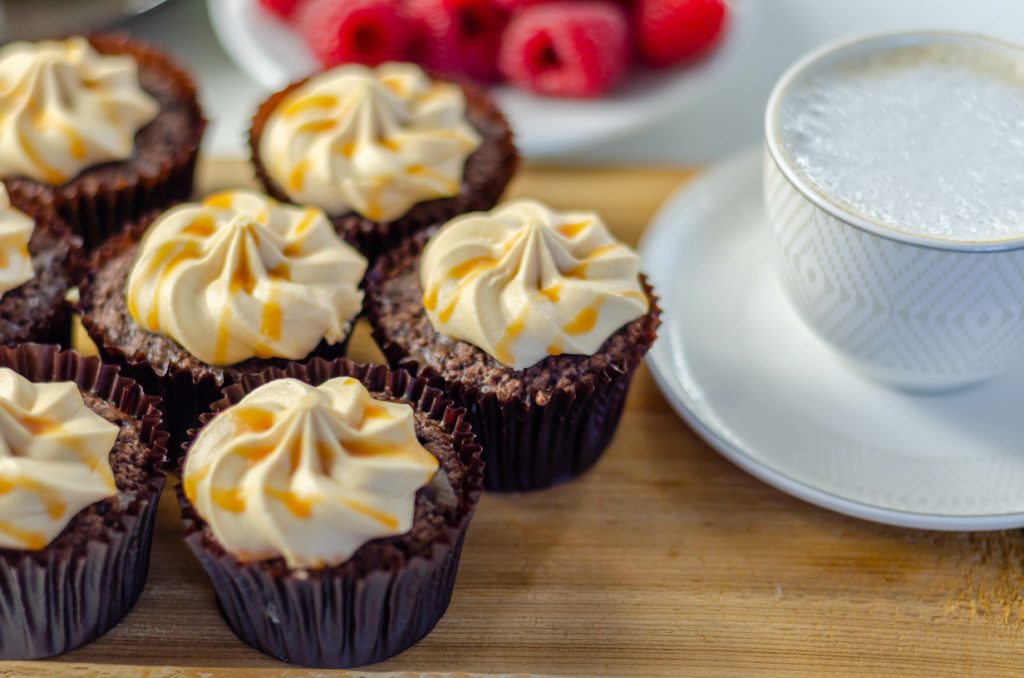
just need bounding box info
[13,161,1024,677]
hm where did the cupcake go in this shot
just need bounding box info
[250,62,517,260]
[179,359,483,668]
[78,190,368,457]
[0,181,81,346]
[0,344,166,659]
[0,35,205,249]
[366,199,661,491]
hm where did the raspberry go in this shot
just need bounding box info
[404,0,508,82]
[258,0,304,20]
[634,0,727,67]
[296,0,412,68]
[491,0,545,11]
[498,1,628,98]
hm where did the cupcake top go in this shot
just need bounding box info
[420,199,649,370]
[0,36,159,185]
[126,190,367,367]
[184,377,440,569]
[258,62,482,222]
[0,367,118,551]
[0,183,35,297]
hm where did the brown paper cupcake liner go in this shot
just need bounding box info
[365,232,662,492]
[5,34,205,250]
[0,344,167,659]
[78,223,356,462]
[178,358,484,668]
[249,75,518,261]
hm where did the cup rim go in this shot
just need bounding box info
[764,30,1024,253]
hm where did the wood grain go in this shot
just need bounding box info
[17,161,1024,676]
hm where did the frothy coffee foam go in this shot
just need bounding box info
[777,39,1024,242]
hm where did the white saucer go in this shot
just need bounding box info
[639,148,1024,530]
[205,0,760,159]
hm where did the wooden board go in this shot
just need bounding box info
[14,160,1024,676]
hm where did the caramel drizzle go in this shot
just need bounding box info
[339,497,398,529]
[494,313,526,366]
[212,297,233,365]
[234,406,275,434]
[203,192,234,209]
[288,159,309,193]
[297,119,336,134]
[0,475,65,521]
[211,486,245,513]
[136,240,202,331]
[380,76,406,96]
[182,213,216,238]
[565,243,621,279]
[260,285,283,342]
[424,255,499,323]
[335,142,356,159]
[563,299,603,336]
[0,232,30,269]
[0,520,47,550]
[405,163,458,193]
[556,221,590,238]
[17,128,64,185]
[283,94,338,119]
[291,208,320,238]
[539,282,562,303]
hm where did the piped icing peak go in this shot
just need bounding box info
[0,183,34,298]
[0,36,158,185]
[184,377,440,569]
[0,367,118,551]
[259,62,481,222]
[420,199,649,370]
[126,190,367,367]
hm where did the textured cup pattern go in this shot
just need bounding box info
[764,150,1024,390]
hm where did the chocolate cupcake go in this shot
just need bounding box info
[250,62,517,260]
[366,199,661,491]
[0,344,166,659]
[0,182,81,346]
[0,34,205,249]
[78,190,370,458]
[179,359,483,668]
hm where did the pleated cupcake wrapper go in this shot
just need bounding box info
[248,75,518,262]
[365,232,662,492]
[5,34,205,251]
[178,358,484,668]
[78,226,355,464]
[0,344,167,660]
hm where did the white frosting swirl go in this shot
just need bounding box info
[126,191,368,367]
[259,62,481,222]
[0,36,159,185]
[0,183,34,298]
[184,377,440,569]
[0,367,118,551]
[420,200,649,370]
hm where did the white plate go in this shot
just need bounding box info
[639,148,1024,530]
[206,0,759,158]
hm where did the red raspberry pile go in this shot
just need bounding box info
[258,0,728,98]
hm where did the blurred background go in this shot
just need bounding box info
[2,0,1023,164]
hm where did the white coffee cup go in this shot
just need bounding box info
[764,31,1024,392]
